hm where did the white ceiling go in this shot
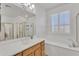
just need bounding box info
[1,3,65,17]
[35,3,64,11]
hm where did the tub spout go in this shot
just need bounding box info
[71,41,79,47]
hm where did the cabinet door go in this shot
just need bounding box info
[42,45,45,56]
[41,41,45,56]
[34,47,42,56]
[27,52,34,56]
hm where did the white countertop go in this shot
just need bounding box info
[0,37,45,56]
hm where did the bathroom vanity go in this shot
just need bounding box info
[16,40,45,56]
[0,38,45,56]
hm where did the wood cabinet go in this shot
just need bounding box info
[27,52,34,56]
[41,41,45,55]
[15,40,45,56]
[34,47,42,56]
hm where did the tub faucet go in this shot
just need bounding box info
[72,42,76,47]
[70,39,78,47]
[68,39,77,47]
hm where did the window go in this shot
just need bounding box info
[51,11,70,33]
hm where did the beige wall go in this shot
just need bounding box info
[35,4,46,38]
[46,4,79,44]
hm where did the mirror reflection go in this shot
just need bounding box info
[0,22,34,41]
[0,3,35,41]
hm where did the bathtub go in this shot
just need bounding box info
[45,40,79,56]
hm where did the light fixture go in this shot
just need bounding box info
[21,3,35,12]
[31,4,35,9]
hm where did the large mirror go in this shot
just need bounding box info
[0,22,34,41]
[0,3,35,41]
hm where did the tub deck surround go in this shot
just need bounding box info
[0,37,45,56]
[45,40,79,56]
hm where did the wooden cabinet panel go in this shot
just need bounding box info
[33,43,41,50]
[42,45,45,56]
[41,41,45,56]
[27,52,34,56]
[34,47,42,56]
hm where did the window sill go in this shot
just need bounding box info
[50,32,71,35]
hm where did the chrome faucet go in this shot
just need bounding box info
[69,39,78,47]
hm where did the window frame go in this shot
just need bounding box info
[50,11,70,34]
